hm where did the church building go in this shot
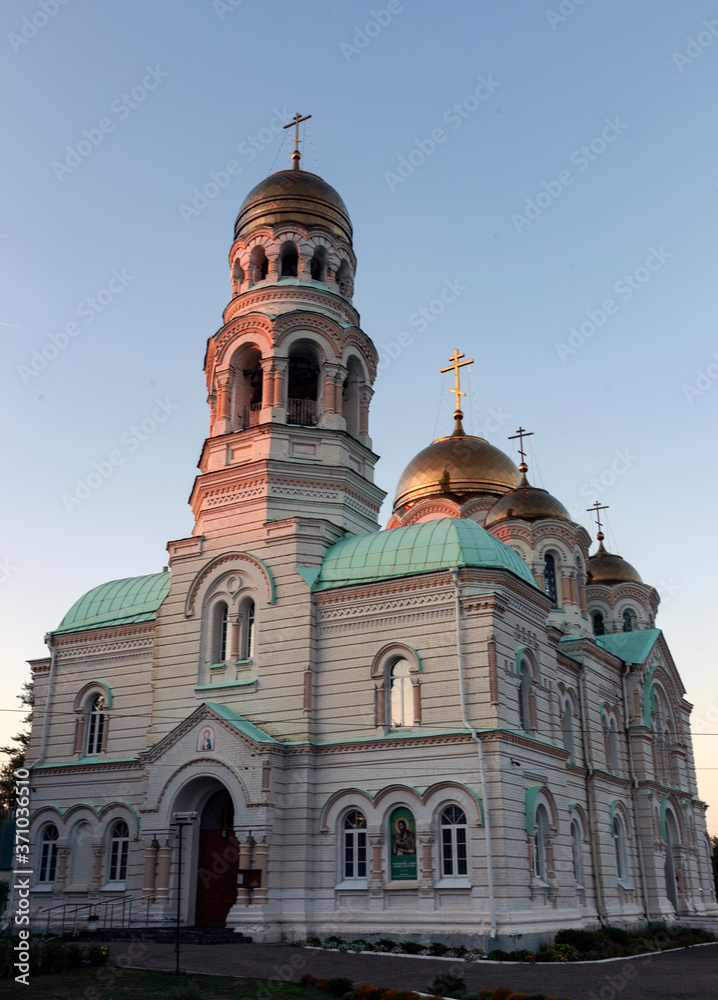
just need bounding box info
[20,130,718,948]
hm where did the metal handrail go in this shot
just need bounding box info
[34,891,151,935]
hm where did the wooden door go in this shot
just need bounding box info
[194,790,238,927]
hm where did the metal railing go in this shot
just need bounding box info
[242,402,262,428]
[33,892,152,936]
[286,397,317,426]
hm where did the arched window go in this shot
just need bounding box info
[336,259,353,297]
[613,814,627,881]
[212,601,229,663]
[390,659,414,727]
[231,258,245,294]
[561,699,575,760]
[518,660,533,731]
[440,805,468,877]
[244,600,255,659]
[543,554,558,608]
[279,241,298,278]
[622,609,635,632]
[592,611,605,636]
[342,356,363,438]
[249,245,268,283]
[287,344,319,426]
[343,810,367,880]
[108,820,129,883]
[603,712,619,772]
[310,245,327,282]
[86,694,106,756]
[571,819,584,886]
[532,805,550,880]
[39,824,59,883]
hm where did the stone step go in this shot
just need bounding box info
[66,927,252,945]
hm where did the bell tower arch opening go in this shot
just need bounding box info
[287,340,320,426]
[229,344,263,430]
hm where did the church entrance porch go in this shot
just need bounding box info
[194,788,239,927]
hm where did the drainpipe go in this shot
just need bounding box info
[577,663,608,926]
[450,567,497,947]
[621,662,651,921]
[30,634,57,768]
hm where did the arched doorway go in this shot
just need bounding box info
[194,788,239,927]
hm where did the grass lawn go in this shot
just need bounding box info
[4,965,328,999]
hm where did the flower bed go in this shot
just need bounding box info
[0,934,109,978]
[300,971,575,1000]
[293,923,716,964]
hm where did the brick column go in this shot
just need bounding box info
[359,385,373,437]
[252,837,268,904]
[90,847,104,891]
[272,359,287,409]
[368,835,383,892]
[215,371,233,435]
[155,838,172,902]
[142,840,159,897]
[236,835,252,905]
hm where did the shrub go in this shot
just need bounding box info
[465,948,484,961]
[375,937,396,950]
[508,949,535,963]
[352,986,385,1000]
[323,935,344,949]
[554,928,597,952]
[487,949,510,961]
[39,938,69,974]
[428,941,451,956]
[383,992,421,1000]
[452,945,468,958]
[537,943,579,963]
[301,973,320,986]
[87,944,109,967]
[349,938,370,952]
[398,940,425,955]
[429,971,466,995]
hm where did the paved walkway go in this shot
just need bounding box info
[100,939,718,1000]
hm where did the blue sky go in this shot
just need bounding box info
[1,0,717,827]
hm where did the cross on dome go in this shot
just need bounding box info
[440,348,474,434]
[283,112,312,170]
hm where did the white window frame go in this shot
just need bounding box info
[107,819,129,884]
[39,823,59,884]
[439,805,468,878]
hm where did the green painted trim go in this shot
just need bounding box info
[447,781,484,825]
[114,801,141,840]
[609,799,620,831]
[643,664,659,729]
[295,566,321,588]
[248,552,276,604]
[525,786,543,836]
[32,757,139,769]
[208,663,227,671]
[204,702,280,744]
[194,680,257,691]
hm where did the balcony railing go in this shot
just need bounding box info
[242,402,262,428]
[287,398,317,426]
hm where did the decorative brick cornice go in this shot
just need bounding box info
[52,623,156,662]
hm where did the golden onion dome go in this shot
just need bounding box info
[586,535,642,585]
[393,425,520,511]
[485,482,572,528]
[234,169,352,243]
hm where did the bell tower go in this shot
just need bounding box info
[190,127,385,541]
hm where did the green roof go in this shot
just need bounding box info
[314,518,538,591]
[204,703,280,744]
[595,628,661,664]
[54,572,170,634]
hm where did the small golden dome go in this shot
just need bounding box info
[587,536,642,585]
[393,428,520,511]
[234,169,352,242]
[485,484,572,528]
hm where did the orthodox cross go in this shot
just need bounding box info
[283,113,312,168]
[587,500,610,534]
[508,426,534,465]
[440,348,474,416]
